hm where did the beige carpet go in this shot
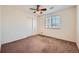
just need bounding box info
[1,35,79,53]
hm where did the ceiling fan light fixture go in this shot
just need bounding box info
[35,11,41,14]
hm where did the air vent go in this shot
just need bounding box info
[50,7,54,9]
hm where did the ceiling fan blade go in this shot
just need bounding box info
[37,5,40,11]
[41,8,47,11]
[30,8,36,10]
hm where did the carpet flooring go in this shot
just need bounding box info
[1,35,79,53]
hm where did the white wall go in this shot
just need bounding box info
[0,6,2,51]
[2,6,37,44]
[76,6,79,48]
[37,7,76,42]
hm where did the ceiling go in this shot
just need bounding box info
[13,5,75,15]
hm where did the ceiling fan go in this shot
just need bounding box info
[30,5,47,14]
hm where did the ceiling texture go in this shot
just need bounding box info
[10,5,75,15]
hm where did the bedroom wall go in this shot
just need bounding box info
[2,6,37,44]
[76,5,79,49]
[37,6,76,42]
[0,6,2,51]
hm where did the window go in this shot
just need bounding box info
[45,16,61,29]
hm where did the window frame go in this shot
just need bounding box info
[45,15,61,29]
